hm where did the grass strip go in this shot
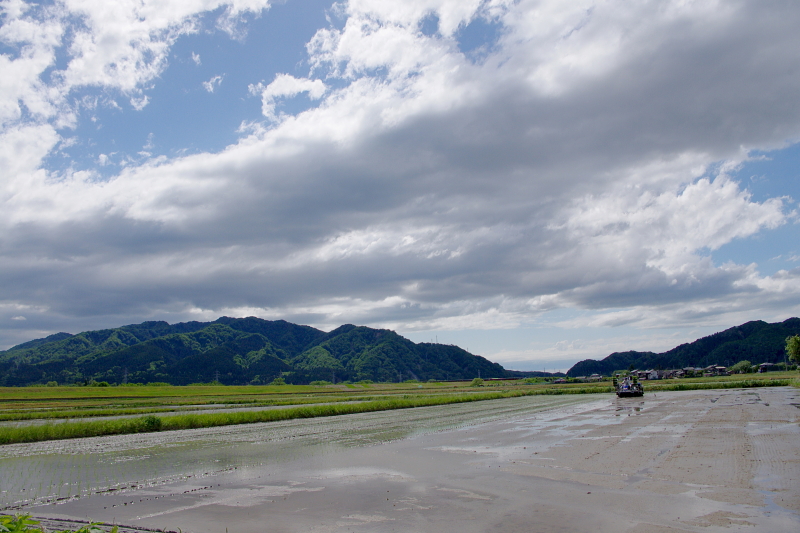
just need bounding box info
[1,514,118,533]
[0,379,792,445]
[0,392,469,421]
[645,378,792,392]
[0,407,179,422]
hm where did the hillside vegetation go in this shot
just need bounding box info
[567,318,800,376]
[0,317,506,386]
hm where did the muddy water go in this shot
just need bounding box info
[0,394,593,510]
[9,389,799,533]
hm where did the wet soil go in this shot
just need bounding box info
[4,389,799,532]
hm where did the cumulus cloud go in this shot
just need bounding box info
[0,0,273,150]
[1,0,800,348]
[249,74,326,120]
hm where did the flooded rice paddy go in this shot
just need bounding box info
[0,394,596,510]
[4,388,799,533]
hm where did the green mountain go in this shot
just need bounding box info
[566,318,800,377]
[0,317,507,386]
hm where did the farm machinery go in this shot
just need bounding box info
[613,374,644,397]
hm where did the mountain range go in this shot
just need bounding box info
[0,317,507,386]
[2,317,797,386]
[566,318,800,377]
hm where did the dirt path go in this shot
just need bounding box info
[19,388,800,532]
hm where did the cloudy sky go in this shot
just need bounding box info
[1,0,799,371]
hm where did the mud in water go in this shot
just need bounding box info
[0,395,590,509]
[4,389,800,532]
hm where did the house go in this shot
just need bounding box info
[632,369,660,380]
[758,363,777,373]
[702,365,729,377]
[682,367,702,377]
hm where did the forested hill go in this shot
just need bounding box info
[567,318,800,377]
[0,317,507,386]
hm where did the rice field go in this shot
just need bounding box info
[0,374,795,444]
[0,373,796,525]
[0,393,601,511]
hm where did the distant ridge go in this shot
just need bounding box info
[566,318,800,377]
[0,317,508,386]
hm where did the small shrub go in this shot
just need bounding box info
[470,378,484,387]
[46,381,58,387]
[270,377,286,385]
[310,380,331,386]
[139,415,162,432]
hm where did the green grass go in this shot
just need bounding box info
[645,378,792,391]
[0,514,118,533]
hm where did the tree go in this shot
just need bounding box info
[786,335,800,364]
[729,360,753,374]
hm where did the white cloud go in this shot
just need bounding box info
[191,51,201,65]
[202,74,224,93]
[0,1,64,126]
[129,94,149,110]
[0,122,55,169]
[551,172,786,290]
[249,74,326,120]
[57,0,270,92]
[0,0,273,166]
[343,0,509,36]
[1,0,800,350]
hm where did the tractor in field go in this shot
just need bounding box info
[613,374,644,397]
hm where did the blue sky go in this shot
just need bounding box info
[709,146,800,275]
[2,0,800,372]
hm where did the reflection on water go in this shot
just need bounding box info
[0,395,598,510]
[614,399,646,415]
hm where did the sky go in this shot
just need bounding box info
[1,0,799,372]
